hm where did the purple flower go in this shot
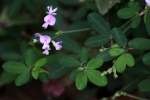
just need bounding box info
[35,33,51,44]
[46,6,57,15]
[52,41,62,50]
[145,0,150,6]
[43,49,49,55]
[42,43,50,50]
[34,33,51,55]
[34,33,62,55]
[42,6,57,29]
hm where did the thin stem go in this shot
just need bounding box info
[61,28,91,34]
[120,18,132,30]
[53,28,91,39]
[120,8,147,33]
[112,91,148,100]
[126,93,148,100]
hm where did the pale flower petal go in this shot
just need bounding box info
[146,0,150,6]
[42,23,49,29]
[42,43,50,50]
[52,41,62,50]
[39,35,51,44]
[43,15,56,26]
[43,49,49,55]
[43,6,57,29]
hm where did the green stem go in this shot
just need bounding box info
[112,91,148,100]
[61,28,91,34]
[53,28,91,39]
[126,93,148,100]
[120,8,147,33]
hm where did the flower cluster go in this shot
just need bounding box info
[34,6,62,55]
[42,6,57,29]
[145,0,150,6]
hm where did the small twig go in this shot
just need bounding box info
[61,28,91,34]
[112,91,148,100]
[53,28,91,39]
[126,93,149,100]
[120,8,147,33]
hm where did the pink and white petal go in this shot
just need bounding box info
[44,15,56,26]
[49,17,56,26]
[39,35,51,44]
[52,41,62,50]
[146,0,150,6]
[52,8,58,12]
[43,49,49,55]
[42,43,50,50]
[42,23,49,29]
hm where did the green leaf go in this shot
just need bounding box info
[75,71,87,90]
[144,9,150,35]
[87,12,111,34]
[31,68,46,80]
[38,73,49,82]
[130,15,141,28]
[32,58,47,79]
[47,53,62,66]
[114,55,126,73]
[0,72,16,86]
[85,34,110,47]
[15,69,30,86]
[2,61,27,74]
[32,70,39,80]
[112,28,127,47]
[115,53,135,73]
[109,47,125,57]
[128,1,140,11]
[66,21,89,37]
[86,70,107,86]
[71,7,89,21]
[34,58,47,69]
[59,56,80,67]
[125,53,135,67]
[97,50,113,62]
[117,1,140,19]
[86,57,103,69]
[117,8,136,19]
[143,52,150,66]
[128,38,150,50]
[138,79,150,92]
[24,49,39,66]
[95,0,120,15]
[61,36,81,53]
[79,48,89,63]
